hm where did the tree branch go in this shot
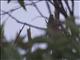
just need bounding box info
[32,1,48,21]
[46,1,52,14]
[1,1,39,15]
[14,24,25,44]
[2,10,46,31]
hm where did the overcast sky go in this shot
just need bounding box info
[1,1,80,41]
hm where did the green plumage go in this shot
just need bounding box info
[47,15,71,51]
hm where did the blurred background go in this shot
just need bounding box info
[0,0,80,60]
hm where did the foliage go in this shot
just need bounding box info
[8,0,26,10]
[25,16,80,60]
[1,43,22,60]
[0,22,22,60]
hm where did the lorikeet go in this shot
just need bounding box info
[47,14,70,50]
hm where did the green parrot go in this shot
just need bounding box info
[47,14,70,50]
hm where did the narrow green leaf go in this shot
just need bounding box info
[66,16,80,36]
[7,0,11,3]
[18,0,26,10]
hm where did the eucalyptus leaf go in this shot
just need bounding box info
[18,0,26,10]
[66,16,80,36]
[7,0,11,3]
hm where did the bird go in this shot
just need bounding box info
[47,14,61,37]
[47,14,69,51]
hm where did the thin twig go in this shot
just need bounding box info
[27,27,31,41]
[64,0,73,16]
[1,1,39,15]
[2,10,46,30]
[46,1,52,14]
[32,1,48,20]
[50,0,68,18]
[14,24,25,44]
